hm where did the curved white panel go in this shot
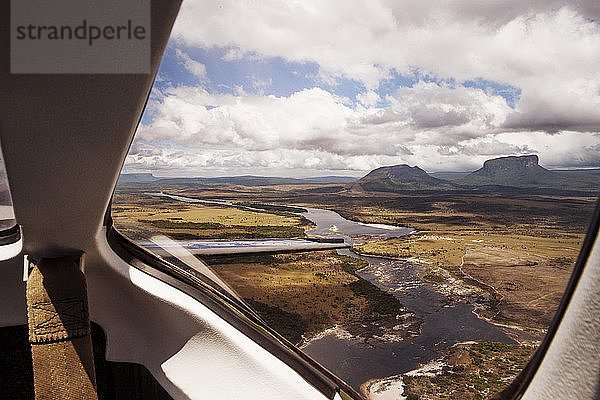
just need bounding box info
[87,232,329,400]
[522,233,600,400]
[0,237,22,261]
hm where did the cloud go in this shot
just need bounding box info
[502,80,600,132]
[124,1,600,175]
[127,81,600,175]
[392,82,511,131]
[357,90,380,107]
[175,49,208,81]
[171,1,600,132]
[125,142,405,176]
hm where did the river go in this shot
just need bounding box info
[148,192,515,391]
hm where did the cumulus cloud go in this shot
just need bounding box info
[391,82,511,135]
[171,1,600,130]
[357,90,380,107]
[140,91,399,163]
[125,81,600,175]
[125,142,406,176]
[124,1,600,175]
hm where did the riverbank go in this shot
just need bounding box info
[353,228,582,341]
[363,341,535,400]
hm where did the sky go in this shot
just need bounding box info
[124,0,600,177]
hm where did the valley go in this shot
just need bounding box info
[113,154,598,400]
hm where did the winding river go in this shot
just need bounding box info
[149,193,515,391]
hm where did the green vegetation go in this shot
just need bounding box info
[137,218,307,239]
[422,272,446,283]
[202,253,280,265]
[203,250,420,344]
[245,298,308,344]
[339,257,369,275]
[347,279,403,318]
[551,256,575,269]
[402,342,534,400]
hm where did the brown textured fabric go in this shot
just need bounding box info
[26,256,98,400]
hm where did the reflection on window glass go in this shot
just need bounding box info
[0,149,16,231]
[113,2,600,398]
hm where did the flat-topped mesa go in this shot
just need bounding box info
[352,155,598,192]
[481,155,540,173]
[457,154,556,188]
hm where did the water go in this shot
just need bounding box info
[302,249,515,389]
[302,207,414,241]
[148,192,413,242]
[147,192,515,391]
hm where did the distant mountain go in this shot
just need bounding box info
[154,176,302,186]
[117,162,598,193]
[118,173,159,183]
[118,175,357,187]
[457,155,599,192]
[552,169,600,192]
[457,155,551,187]
[347,156,599,194]
[553,168,600,179]
[348,164,455,192]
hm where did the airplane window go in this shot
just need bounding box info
[0,148,17,232]
[112,2,600,399]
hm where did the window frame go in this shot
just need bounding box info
[105,214,364,400]
[107,11,600,393]
[0,223,21,246]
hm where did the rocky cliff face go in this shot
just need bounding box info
[457,154,555,187]
[347,155,598,193]
[480,155,540,174]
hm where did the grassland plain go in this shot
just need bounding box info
[351,206,588,335]
[112,184,597,399]
[112,192,313,240]
[113,187,596,336]
[113,191,422,345]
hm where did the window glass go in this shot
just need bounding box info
[0,148,16,231]
[113,2,600,399]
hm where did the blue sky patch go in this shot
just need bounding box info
[141,41,522,126]
[463,78,521,107]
